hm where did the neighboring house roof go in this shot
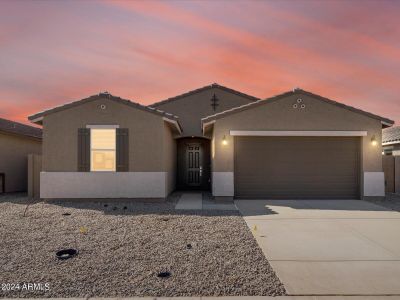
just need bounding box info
[383,126,400,145]
[149,83,260,107]
[28,92,182,133]
[0,117,42,139]
[202,88,394,128]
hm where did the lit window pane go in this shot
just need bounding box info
[90,128,116,172]
[91,129,115,150]
[91,150,116,171]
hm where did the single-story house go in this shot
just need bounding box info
[382,126,400,156]
[0,117,42,193]
[29,84,394,200]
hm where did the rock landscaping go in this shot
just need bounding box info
[0,193,286,298]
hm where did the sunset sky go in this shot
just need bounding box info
[1,0,399,125]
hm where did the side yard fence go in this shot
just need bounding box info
[383,155,400,194]
[28,154,42,199]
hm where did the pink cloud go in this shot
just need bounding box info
[0,0,398,125]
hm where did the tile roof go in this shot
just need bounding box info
[202,88,394,126]
[149,83,259,107]
[0,117,42,139]
[383,126,400,144]
[29,92,181,126]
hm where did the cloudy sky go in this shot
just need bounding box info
[1,0,399,125]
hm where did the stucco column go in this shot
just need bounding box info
[362,130,385,198]
[212,122,234,198]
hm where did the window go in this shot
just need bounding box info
[90,129,116,171]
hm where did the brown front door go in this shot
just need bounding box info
[177,137,210,190]
[186,143,202,186]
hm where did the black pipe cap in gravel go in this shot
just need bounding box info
[157,271,171,278]
[56,249,78,260]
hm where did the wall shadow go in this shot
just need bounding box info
[235,199,397,217]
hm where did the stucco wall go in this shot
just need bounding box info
[40,172,167,198]
[163,122,177,195]
[211,93,384,198]
[153,87,255,137]
[42,97,165,172]
[0,132,41,192]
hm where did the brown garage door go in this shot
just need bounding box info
[234,136,360,199]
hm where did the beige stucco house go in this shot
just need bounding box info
[29,84,394,200]
[0,118,42,193]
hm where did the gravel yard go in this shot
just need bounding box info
[0,193,286,298]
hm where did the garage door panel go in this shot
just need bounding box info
[234,136,360,199]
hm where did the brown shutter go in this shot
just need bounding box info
[116,128,129,172]
[78,128,90,172]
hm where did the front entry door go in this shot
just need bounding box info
[186,143,202,186]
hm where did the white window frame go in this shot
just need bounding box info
[87,125,119,172]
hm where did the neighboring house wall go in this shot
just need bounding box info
[382,144,400,156]
[210,93,383,198]
[0,132,41,192]
[152,87,256,137]
[40,97,176,199]
[396,158,400,193]
[383,154,400,194]
[393,144,400,156]
[391,144,400,156]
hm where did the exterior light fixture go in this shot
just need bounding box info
[371,135,378,146]
[222,135,228,146]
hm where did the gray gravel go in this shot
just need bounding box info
[0,193,286,298]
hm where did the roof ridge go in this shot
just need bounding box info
[0,117,41,130]
[202,89,394,126]
[0,117,42,139]
[28,92,181,124]
[149,83,259,107]
[202,90,294,122]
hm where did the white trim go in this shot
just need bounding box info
[229,130,368,137]
[202,120,216,134]
[163,117,182,134]
[29,116,43,123]
[382,141,400,146]
[381,120,394,127]
[86,124,120,129]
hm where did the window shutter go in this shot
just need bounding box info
[116,128,129,172]
[78,128,90,172]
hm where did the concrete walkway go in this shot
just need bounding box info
[175,193,203,210]
[236,199,400,296]
[175,193,237,210]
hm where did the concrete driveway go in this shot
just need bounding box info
[235,199,400,296]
